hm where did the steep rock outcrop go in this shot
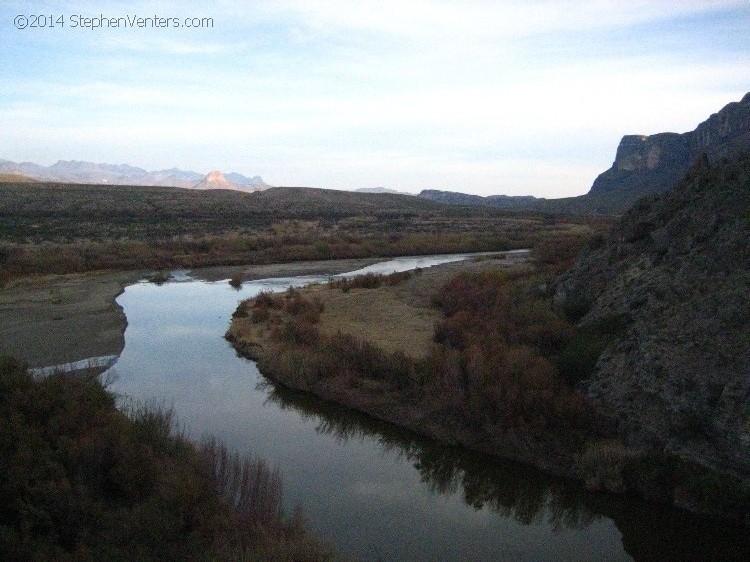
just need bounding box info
[555,152,750,479]
[590,93,750,199]
[418,93,750,215]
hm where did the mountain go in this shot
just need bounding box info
[555,151,750,487]
[419,92,750,214]
[419,189,542,208]
[355,187,411,195]
[586,92,750,203]
[191,170,271,192]
[225,172,266,187]
[0,159,267,191]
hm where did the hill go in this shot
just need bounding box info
[0,182,459,241]
[0,173,36,183]
[420,189,543,208]
[555,151,750,482]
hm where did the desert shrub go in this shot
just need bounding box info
[556,314,626,386]
[329,272,382,291]
[559,292,594,323]
[147,270,172,285]
[328,270,416,293]
[200,439,283,526]
[254,291,282,310]
[386,269,416,285]
[533,234,590,274]
[429,268,598,443]
[0,356,334,561]
[284,290,323,323]
[276,318,319,346]
[251,306,270,323]
[229,272,243,289]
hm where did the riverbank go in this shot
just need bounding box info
[0,270,140,368]
[0,257,399,368]
[0,356,337,560]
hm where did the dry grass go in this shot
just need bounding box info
[230,256,528,361]
[311,283,438,359]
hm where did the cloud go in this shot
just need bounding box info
[1,0,747,196]
[253,0,747,40]
[98,36,243,55]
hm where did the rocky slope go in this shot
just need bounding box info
[555,152,750,480]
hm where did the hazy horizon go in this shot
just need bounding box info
[1,1,748,197]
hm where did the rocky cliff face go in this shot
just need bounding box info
[590,93,750,197]
[555,152,750,479]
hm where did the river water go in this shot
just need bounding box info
[105,254,747,561]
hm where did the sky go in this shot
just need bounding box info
[1,1,748,197]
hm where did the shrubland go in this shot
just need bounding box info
[0,180,608,284]
[0,356,336,561]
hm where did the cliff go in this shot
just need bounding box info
[589,92,750,198]
[555,151,750,482]
[417,93,750,215]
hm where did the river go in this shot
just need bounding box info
[104,253,747,561]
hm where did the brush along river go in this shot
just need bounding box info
[56,253,747,561]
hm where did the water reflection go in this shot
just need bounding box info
[104,253,748,562]
[265,381,750,562]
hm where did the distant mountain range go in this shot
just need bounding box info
[0,159,268,192]
[419,92,750,214]
[354,187,412,195]
[419,190,541,209]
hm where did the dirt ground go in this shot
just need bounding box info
[0,271,141,368]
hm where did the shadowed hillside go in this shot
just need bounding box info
[555,152,750,486]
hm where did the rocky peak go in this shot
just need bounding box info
[204,170,229,185]
[190,170,272,193]
[613,133,688,173]
[192,170,238,190]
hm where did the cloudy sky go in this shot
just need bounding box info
[1,1,748,196]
